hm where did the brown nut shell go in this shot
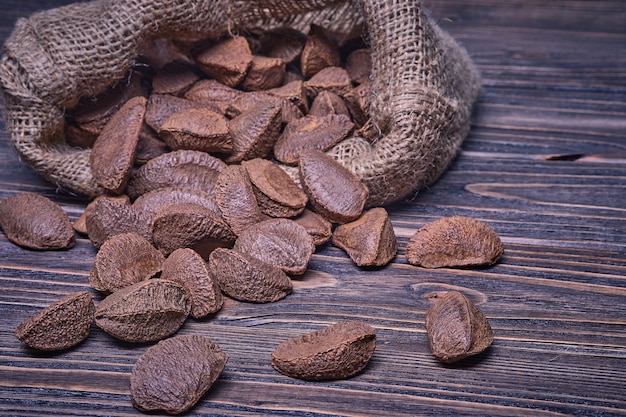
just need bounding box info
[90,96,146,194]
[69,70,147,135]
[209,248,292,303]
[95,279,190,343]
[298,149,368,224]
[332,207,397,267]
[214,164,266,236]
[425,291,494,363]
[225,101,282,163]
[343,81,372,127]
[227,91,302,125]
[161,248,223,318]
[308,90,350,118]
[405,216,504,268]
[151,202,236,259]
[300,24,341,78]
[145,94,210,132]
[233,218,315,276]
[74,194,131,235]
[135,124,170,165]
[131,334,227,414]
[158,108,232,154]
[126,150,226,199]
[0,192,75,250]
[304,66,352,99]
[242,158,308,218]
[240,55,286,91]
[152,60,200,96]
[345,48,372,84]
[195,36,253,87]
[15,291,94,351]
[184,79,242,114]
[274,114,353,166]
[259,27,306,64]
[132,186,222,225]
[271,320,376,381]
[89,232,165,293]
[85,196,152,248]
[266,80,309,113]
[292,209,333,246]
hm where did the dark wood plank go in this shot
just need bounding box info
[1,0,625,416]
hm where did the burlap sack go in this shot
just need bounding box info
[0,0,480,207]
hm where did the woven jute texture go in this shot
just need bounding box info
[0,0,480,207]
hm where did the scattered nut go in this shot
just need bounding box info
[15,291,95,351]
[95,279,190,343]
[130,334,227,414]
[425,291,494,363]
[271,320,376,381]
[406,216,504,268]
[0,192,75,250]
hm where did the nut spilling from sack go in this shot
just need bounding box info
[0,0,481,207]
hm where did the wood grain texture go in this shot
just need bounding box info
[1,0,625,416]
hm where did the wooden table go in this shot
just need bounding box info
[1,1,625,416]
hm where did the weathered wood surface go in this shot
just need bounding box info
[1,0,625,416]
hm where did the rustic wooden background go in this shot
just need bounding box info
[1,0,625,416]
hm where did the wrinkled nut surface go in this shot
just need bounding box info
[300,24,341,78]
[233,218,315,275]
[425,291,494,363]
[240,55,286,91]
[145,94,209,132]
[243,158,308,218]
[184,79,241,115]
[215,164,266,236]
[90,96,146,194]
[15,291,95,351]
[195,36,253,87]
[85,196,152,248]
[64,122,98,149]
[126,149,226,199]
[95,279,190,343]
[151,202,236,259]
[158,108,232,153]
[304,66,352,98]
[355,118,380,142]
[406,216,504,268]
[161,248,223,318]
[0,192,75,250]
[273,114,354,166]
[74,194,130,235]
[298,149,368,224]
[131,334,227,415]
[266,80,309,113]
[292,209,333,246]
[227,91,302,124]
[271,320,376,381]
[308,90,350,118]
[343,81,372,127]
[89,232,165,293]
[209,248,292,303]
[225,101,282,163]
[132,186,222,224]
[332,207,397,267]
[135,124,169,165]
